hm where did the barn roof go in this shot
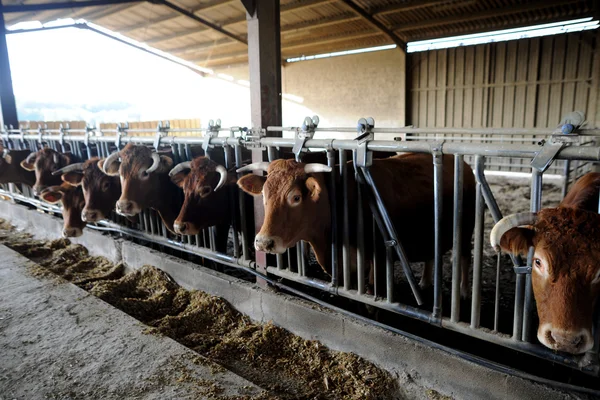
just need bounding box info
[2,0,596,71]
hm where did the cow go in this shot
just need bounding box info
[0,148,35,186]
[99,143,180,232]
[237,153,476,296]
[490,172,600,354]
[52,157,121,223]
[20,147,79,196]
[39,183,86,238]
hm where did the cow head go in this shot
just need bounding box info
[491,208,600,354]
[54,157,121,222]
[237,159,331,266]
[20,148,73,196]
[100,143,173,217]
[40,184,86,238]
[0,148,35,185]
[169,157,230,235]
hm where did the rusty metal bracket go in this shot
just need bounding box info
[203,119,221,151]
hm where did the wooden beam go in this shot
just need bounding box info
[0,0,142,13]
[338,0,406,49]
[168,37,235,54]
[392,0,583,32]
[371,0,450,16]
[143,14,244,44]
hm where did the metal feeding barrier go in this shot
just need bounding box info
[1,116,600,377]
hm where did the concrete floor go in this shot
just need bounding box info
[0,245,265,400]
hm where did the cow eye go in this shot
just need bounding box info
[200,186,212,197]
[293,195,301,202]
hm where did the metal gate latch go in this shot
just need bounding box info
[241,127,265,149]
[354,117,375,168]
[292,115,319,161]
[154,121,170,150]
[531,111,585,172]
[203,119,221,151]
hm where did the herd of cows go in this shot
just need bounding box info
[1,142,600,356]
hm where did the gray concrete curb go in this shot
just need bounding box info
[0,200,577,400]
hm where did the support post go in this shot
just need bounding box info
[246,0,282,283]
[0,4,18,128]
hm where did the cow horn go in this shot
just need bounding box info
[53,152,60,165]
[145,153,161,174]
[490,212,538,251]
[25,152,37,164]
[52,162,85,176]
[2,149,8,159]
[168,161,192,178]
[103,151,121,174]
[236,162,270,173]
[214,165,228,191]
[304,163,332,174]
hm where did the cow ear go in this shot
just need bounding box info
[170,169,190,188]
[3,154,12,164]
[62,171,83,187]
[20,158,35,171]
[305,177,322,202]
[499,227,534,256]
[158,155,174,173]
[40,187,64,204]
[237,175,266,196]
[98,158,120,176]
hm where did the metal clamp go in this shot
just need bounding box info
[154,121,170,150]
[429,141,445,164]
[203,119,221,151]
[292,115,319,160]
[115,122,128,149]
[58,124,67,150]
[37,124,45,145]
[513,265,532,275]
[354,117,375,168]
[241,127,265,149]
[84,125,94,148]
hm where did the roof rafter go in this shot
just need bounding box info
[337,0,406,50]
[392,0,583,31]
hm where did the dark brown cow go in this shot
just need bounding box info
[237,153,476,295]
[100,143,180,232]
[0,148,35,186]
[53,157,121,222]
[40,183,86,238]
[491,172,600,354]
[20,147,77,196]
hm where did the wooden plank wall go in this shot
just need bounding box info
[18,119,202,137]
[408,30,600,174]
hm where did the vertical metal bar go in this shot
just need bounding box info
[296,242,304,276]
[562,159,571,199]
[148,211,157,235]
[327,149,338,288]
[0,8,18,128]
[225,145,240,258]
[522,169,542,342]
[386,247,394,303]
[340,149,351,291]
[373,219,379,299]
[494,253,501,332]
[471,156,485,329]
[209,226,216,251]
[235,144,249,260]
[356,173,365,294]
[432,151,444,319]
[451,155,464,323]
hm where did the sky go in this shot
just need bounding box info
[6,24,314,128]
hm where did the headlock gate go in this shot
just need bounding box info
[1,116,600,381]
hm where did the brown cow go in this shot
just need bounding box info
[53,157,121,222]
[0,148,35,186]
[40,183,86,238]
[99,143,180,232]
[237,153,476,296]
[491,172,600,354]
[20,147,78,196]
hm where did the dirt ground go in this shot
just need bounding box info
[0,220,400,400]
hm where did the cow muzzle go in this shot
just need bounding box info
[538,324,593,354]
[254,234,286,254]
[62,227,83,238]
[33,185,47,197]
[173,221,199,236]
[116,200,140,217]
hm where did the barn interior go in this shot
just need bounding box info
[0,0,600,398]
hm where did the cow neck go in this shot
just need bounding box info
[151,173,183,232]
[0,151,36,186]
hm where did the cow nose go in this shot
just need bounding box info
[82,210,98,222]
[116,200,134,215]
[551,331,583,347]
[62,227,82,238]
[174,221,188,235]
[541,326,591,354]
[255,235,275,252]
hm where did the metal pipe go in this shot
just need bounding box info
[235,144,249,260]
[327,149,339,288]
[433,150,444,319]
[471,156,485,329]
[340,149,351,291]
[451,155,464,323]
[356,171,366,295]
[494,253,501,332]
[562,160,571,199]
[385,247,394,303]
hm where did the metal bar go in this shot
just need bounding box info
[327,149,338,288]
[471,156,485,329]
[432,150,443,319]
[0,0,141,13]
[494,253,501,332]
[340,149,351,290]
[563,159,571,199]
[0,7,17,128]
[356,170,365,295]
[235,144,249,260]
[451,155,464,323]
[385,247,394,303]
